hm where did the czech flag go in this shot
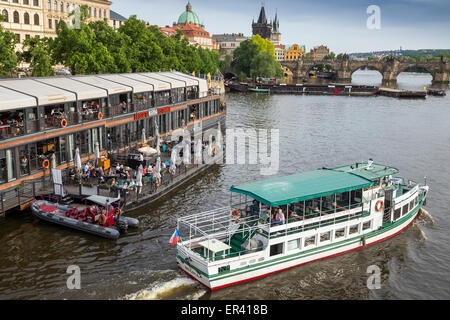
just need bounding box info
[170,228,180,246]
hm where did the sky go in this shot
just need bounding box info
[110,0,450,53]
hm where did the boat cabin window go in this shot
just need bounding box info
[218,265,230,274]
[362,221,371,231]
[270,243,284,256]
[304,235,316,247]
[133,92,151,112]
[394,208,401,220]
[402,203,408,216]
[288,239,301,251]
[409,199,415,211]
[320,231,331,242]
[335,228,345,239]
[349,224,359,235]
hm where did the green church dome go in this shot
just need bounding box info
[177,2,201,25]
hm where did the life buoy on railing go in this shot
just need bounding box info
[232,209,241,223]
[98,112,103,120]
[98,214,106,225]
[60,119,68,128]
[375,200,384,212]
[42,159,50,169]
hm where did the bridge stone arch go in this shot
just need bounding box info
[349,62,384,78]
[395,62,437,82]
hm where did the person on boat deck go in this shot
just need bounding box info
[275,208,285,225]
[288,210,299,222]
[249,200,259,216]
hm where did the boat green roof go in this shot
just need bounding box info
[230,169,374,207]
[331,162,399,181]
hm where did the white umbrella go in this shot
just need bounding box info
[154,156,161,184]
[194,139,202,164]
[136,164,143,187]
[155,123,161,156]
[141,128,147,144]
[94,141,100,166]
[216,122,222,152]
[169,147,177,174]
[51,153,57,169]
[74,147,82,171]
[183,141,191,165]
[138,146,157,155]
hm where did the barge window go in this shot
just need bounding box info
[335,228,345,239]
[0,110,25,140]
[304,235,316,247]
[362,221,371,231]
[349,224,359,235]
[19,146,30,176]
[394,208,401,220]
[0,149,16,183]
[270,243,284,256]
[288,239,301,251]
[409,200,414,211]
[218,265,230,273]
[402,204,408,216]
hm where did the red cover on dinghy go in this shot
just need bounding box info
[39,205,59,213]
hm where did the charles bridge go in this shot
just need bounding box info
[281,57,449,85]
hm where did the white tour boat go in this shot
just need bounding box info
[175,160,429,290]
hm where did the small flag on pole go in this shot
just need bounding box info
[170,228,180,246]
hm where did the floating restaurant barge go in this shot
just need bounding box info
[0,71,225,215]
[176,161,429,290]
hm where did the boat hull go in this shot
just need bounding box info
[177,202,422,290]
[31,202,120,240]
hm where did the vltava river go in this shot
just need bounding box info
[0,70,448,300]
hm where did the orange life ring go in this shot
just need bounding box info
[193,115,196,121]
[98,112,103,120]
[232,209,241,223]
[212,146,217,155]
[375,200,384,212]
[98,214,106,225]
[60,119,68,128]
[42,159,50,169]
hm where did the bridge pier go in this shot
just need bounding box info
[432,72,449,85]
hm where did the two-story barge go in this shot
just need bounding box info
[0,71,225,215]
[176,161,429,290]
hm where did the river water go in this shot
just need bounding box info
[0,70,449,300]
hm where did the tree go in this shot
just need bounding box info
[51,7,115,74]
[232,39,259,77]
[324,52,336,60]
[21,37,54,77]
[118,16,165,72]
[0,14,18,77]
[251,34,275,58]
[88,20,131,73]
[250,51,283,79]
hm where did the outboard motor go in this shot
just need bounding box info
[115,215,128,234]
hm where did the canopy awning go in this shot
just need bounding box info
[230,169,374,207]
[86,195,120,206]
[159,72,199,87]
[36,77,107,101]
[97,74,154,94]
[73,76,132,94]
[0,86,37,111]
[0,79,77,106]
[131,73,171,92]
[331,162,399,181]
[141,73,185,89]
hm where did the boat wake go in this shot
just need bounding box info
[124,274,205,300]
[418,208,434,225]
